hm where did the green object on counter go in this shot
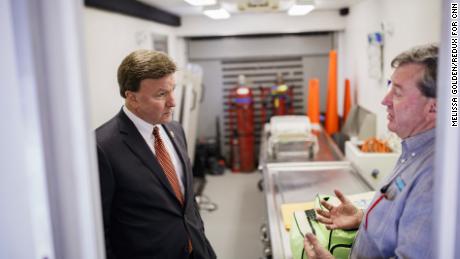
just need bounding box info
[289,195,357,259]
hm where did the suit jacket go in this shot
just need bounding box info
[96,109,216,259]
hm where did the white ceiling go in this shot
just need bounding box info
[138,0,362,16]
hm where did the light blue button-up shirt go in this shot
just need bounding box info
[350,129,436,259]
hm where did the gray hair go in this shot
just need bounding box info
[391,44,438,98]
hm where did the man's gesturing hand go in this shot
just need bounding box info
[315,189,363,230]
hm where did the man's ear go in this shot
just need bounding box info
[426,99,437,121]
[429,100,437,113]
[125,91,137,108]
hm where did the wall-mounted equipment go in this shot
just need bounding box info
[238,0,279,12]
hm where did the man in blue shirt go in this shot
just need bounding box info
[304,44,438,259]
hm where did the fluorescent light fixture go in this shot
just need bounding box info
[288,0,315,16]
[184,0,216,6]
[203,6,230,19]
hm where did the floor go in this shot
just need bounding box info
[199,171,266,259]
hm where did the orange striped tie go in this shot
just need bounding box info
[153,126,193,253]
[153,126,184,205]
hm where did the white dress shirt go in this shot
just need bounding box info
[123,106,185,195]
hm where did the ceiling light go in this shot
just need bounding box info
[288,0,315,16]
[203,5,231,19]
[184,0,217,6]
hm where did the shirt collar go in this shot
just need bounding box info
[122,106,159,136]
[401,128,436,153]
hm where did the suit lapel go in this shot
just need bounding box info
[116,111,180,205]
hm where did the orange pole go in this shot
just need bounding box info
[307,78,320,125]
[325,50,339,135]
[343,79,352,123]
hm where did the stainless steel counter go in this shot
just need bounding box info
[259,127,373,259]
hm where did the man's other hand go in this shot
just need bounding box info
[304,233,334,259]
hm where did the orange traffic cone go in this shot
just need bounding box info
[343,79,352,123]
[325,50,339,135]
[307,78,320,128]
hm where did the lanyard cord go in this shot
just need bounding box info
[364,194,385,230]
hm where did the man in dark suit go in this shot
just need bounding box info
[96,49,216,259]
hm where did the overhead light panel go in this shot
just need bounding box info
[288,0,315,16]
[203,4,231,19]
[184,0,216,6]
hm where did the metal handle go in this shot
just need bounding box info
[190,89,197,111]
[200,83,205,103]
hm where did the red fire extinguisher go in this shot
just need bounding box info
[231,86,255,172]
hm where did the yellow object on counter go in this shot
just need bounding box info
[281,201,315,230]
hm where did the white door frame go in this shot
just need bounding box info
[0,0,105,258]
